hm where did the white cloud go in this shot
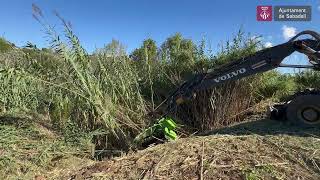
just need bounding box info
[264,42,273,48]
[318,5,320,11]
[282,25,297,40]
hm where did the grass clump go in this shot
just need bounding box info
[29,7,148,151]
[0,116,93,179]
[255,71,297,101]
[0,37,13,53]
[295,70,320,90]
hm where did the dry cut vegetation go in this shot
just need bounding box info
[68,118,320,180]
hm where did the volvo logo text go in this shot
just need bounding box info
[213,68,247,83]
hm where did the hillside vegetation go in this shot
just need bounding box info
[0,6,320,179]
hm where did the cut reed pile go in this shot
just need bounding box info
[67,119,320,180]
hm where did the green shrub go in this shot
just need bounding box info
[0,68,42,113]
[254,71,297,101]
[295,70,320,90]
[0,38,13,53]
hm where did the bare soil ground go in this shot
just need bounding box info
[66,118,320,180]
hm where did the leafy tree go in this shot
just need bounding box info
[160,33,195,67]
[95,39,126,57]
[158,33,196,83]
[130,38,157,62]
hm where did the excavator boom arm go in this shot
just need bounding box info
[165,31,320,113]
[195,39,319,91]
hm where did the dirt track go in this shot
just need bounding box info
[65,119,320,180]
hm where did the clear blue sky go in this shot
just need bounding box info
[1,0,320,57]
